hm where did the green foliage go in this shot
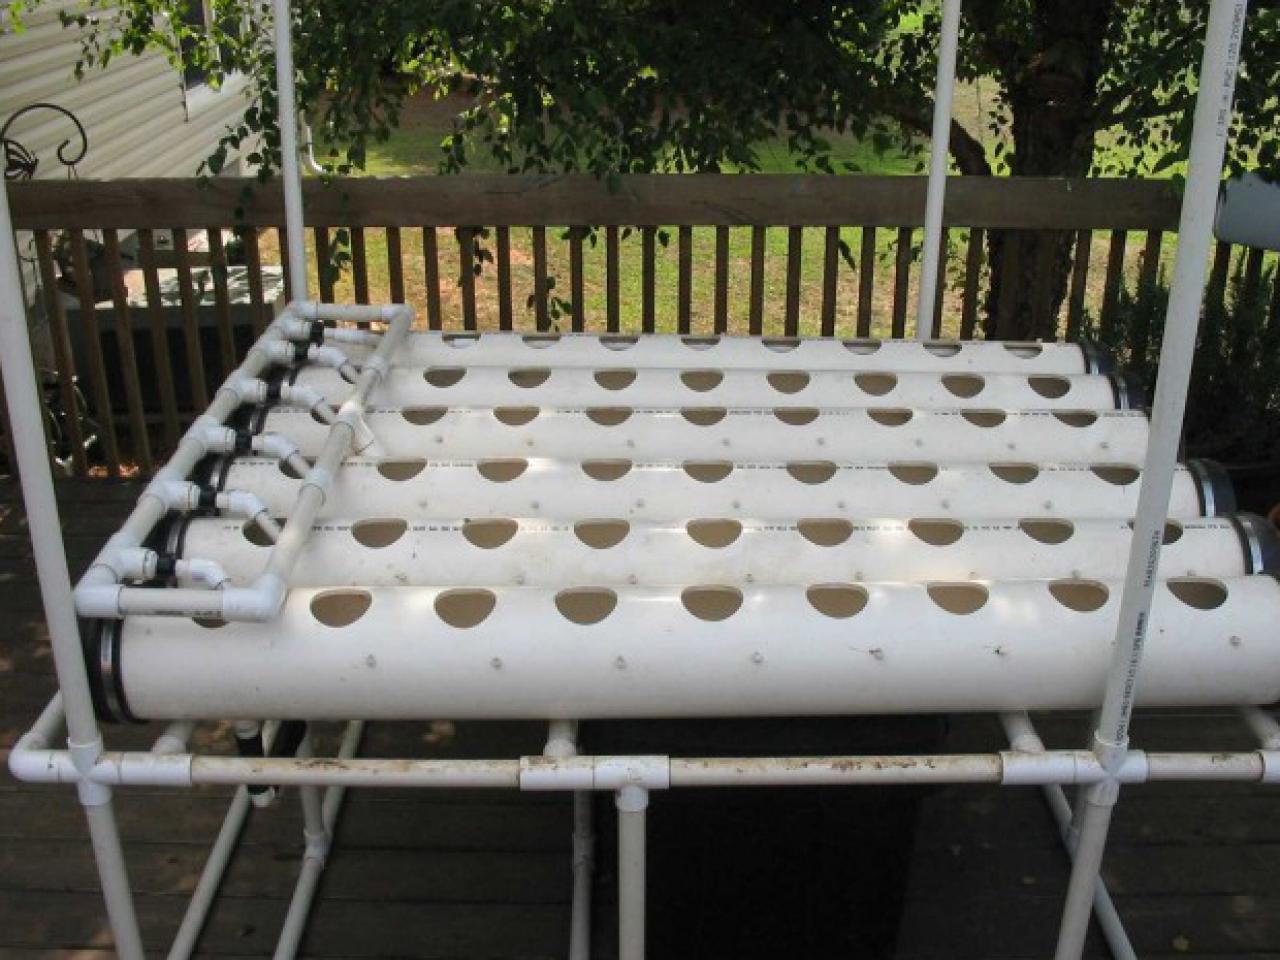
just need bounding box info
[1087,268,1280,464]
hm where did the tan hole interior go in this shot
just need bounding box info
[494,406,540,426]
[378,459,427,481]
[1053,411,1098,427]
[991,463,1040,484]
[963,409,1007,428]
[855,372,897,396]
[311,589,373,628]
[424,367,466,388]
[1049,579,1110,612]
[775,407,819,426]
[798,518,854,546]
[942,373,985,398]
[682,407,726,426]
[843,339,882,355]
[925,341,962,357]
[601,335,639,350]
[587,407,633,426]
[242,520,276,547]
[909,519,965,546]
[681,369,723,392]
[683,336,720,349]
[927,583,989,615]
[574,519,630,549]
[583,459,633,481]
[478,458,528,482]
[443,333,480,346]
[462,518,518,549]
[435,588,497,628]
[403,406,447,425]
[763,337,800,352]
[352,518,408,549]
[595,368,636,390]
[1020,519,1075,544]
[684,460,734,483]
[523,333,561,347]
[1167,578,1228,610]
[687,519,743,548]
[1029,375,1071,399]
[1005,342,1043,358]
[511,367,552,388]
[192,616,229,629]
[787,461,838,485]
[1164,521,1184,545]
[889,462,939,485]
[555,588,618,625]
[869,408,913,427]
[681,585,743,621]
[767,371,810,394]
[1092,465,1140,485]
[279,457,309,480]
[807,583,869,619]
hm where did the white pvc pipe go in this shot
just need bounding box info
[1057,3,1249,957]
[915,0,962,339]
[271,0,308,296]
[541,722,594,960]
[167,787,252,960]
[114,577,1280,720]
[616,786,647,960]
[174,516,1255,589]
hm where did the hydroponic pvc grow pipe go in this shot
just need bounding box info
[1053,1,1250,956]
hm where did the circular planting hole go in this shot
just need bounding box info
[1028,375,1071,399]
[798,518,853,546]
[574,519,630,549]
[889,462,939,485]
[943,373,984,398]
[991,463,1040,485]
[1053,411,1098,428]
[378,459,427,481]
[687,518,743,548]
[927,583,989,615]
[587,406,633,426]
[681,369,723,392]
[311,589,373,628]
[909,518,964,546]
[435,589,496,628]
[682,407,726,426]
[279,457,309,480]
[443,333,480,347]
[403,406,447,426]
[494,406,540,426]
[843,339,882,355]
[767,371,810,394]
[583,459,632,481]
[193,617,228,628]
[684,461,733,483]
[683,336,720,350]
[242,520,277,547]
[463,518,518,549]
[962,409,1007,428]
[1164,521,1184,544]
[478,458,528,482]
[807,583,869,619]
[681,585,743,621]
[869,408,913,427]
[523,333,561,348]
[352,518,408,549]
[1092,465,1140,486]
[510,367,552,388]
[555,587,618,625]
[787,461,837,485]
[1049,579,1110,612]
[775,407,819,426]
[924,341,962,357]
[855,372,897,396]
[1004,342,1043,358]
[424,367,466,388]
[1020,519,1075,544]
[1167,578,1228,610]
[594,368,636,390]
[763,337,800,353]
[600,335,638,351]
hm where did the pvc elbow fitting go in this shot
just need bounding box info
[221,574,287,623]
[75,582,124,619]
[177,558,230,589]
[217,489,272,525]
[251,432,301,463]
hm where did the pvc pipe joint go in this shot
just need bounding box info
[520,755,671,792]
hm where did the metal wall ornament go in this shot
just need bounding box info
[1,102,89,181]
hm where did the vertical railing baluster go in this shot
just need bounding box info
[1065,229,1092,341]
[458,227,477,331]
[496,226,513,331]
[714,226,730,335]
[960,228,984,340]
[242,227,270,334]
[423,227,443,331]
[857,226,876,337]
[102,229,152,474]
[386,227,405,304]
[892,227,912,338]
[69,229,121,475]
[677,225,692,335]
[172,228,209,411]
[1099,229,1128,332]
[33,230,87,474]
[570,227,586,333]
[748,226,765,336]
[820,226,839,338]
[206,228,237,379]
[136,229,181,450]
[641,227,656,334]
[533,227,550,332]
[784,226,802,337]
[606,226,621,333]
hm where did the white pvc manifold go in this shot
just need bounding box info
[262,405,1153,464]
[174,516,1254,589]
[112,577,1280,720]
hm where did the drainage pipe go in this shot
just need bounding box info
[543,721,593,960]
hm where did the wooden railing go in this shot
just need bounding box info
[2,174,1275,478]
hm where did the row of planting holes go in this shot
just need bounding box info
[422,368,1077,400]
[304,578,1229,629]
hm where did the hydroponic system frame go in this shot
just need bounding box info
[0,0,1268,958]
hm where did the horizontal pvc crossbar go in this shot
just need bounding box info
[174,516,1257,588]
[340,332,1100,374]
[223,457,1209,522]
[262,406,1152,464]
[296,367,1125,412]
[113,577,1280,720]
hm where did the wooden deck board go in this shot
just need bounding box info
[1,479,1278,958]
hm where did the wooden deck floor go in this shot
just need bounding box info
[1,479,1278,959]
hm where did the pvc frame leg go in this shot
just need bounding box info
[569,790,594,960]
[616,785,648,960]
[1053,789,1116,960]
[84,796,147,960]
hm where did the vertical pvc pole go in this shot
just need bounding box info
[616,786,648,960]
[0,188,145,957]
[272,0,309,298]
[1053,1,1248,957]
[914,0,962,339]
